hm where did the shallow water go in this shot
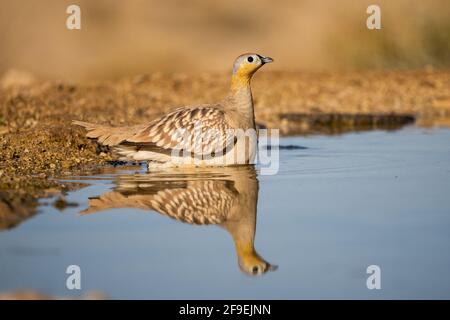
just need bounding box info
[1,126,450,299]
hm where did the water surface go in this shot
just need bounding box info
[1,127,450,299]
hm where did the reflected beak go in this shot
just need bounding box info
[265,264,279,272]
[259,55,274,64]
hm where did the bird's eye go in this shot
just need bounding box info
[247,56,254,63]
[252,266,259,274]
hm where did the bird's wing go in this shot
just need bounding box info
[81,179,238,225]
[120,107,236,157]
[140,180,238,224]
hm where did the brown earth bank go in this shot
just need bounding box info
[0,69,450,222]
[0,289,106,300]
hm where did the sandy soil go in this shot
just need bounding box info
[0,69,449,220]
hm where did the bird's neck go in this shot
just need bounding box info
[233,230,266,271]
[221,183,259,263]
[235,240,257,258]
[227,74,255,127]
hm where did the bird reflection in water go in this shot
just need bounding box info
[80,165,277,276]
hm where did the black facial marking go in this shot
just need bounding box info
[257,54,266,64]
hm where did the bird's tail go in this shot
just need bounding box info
[80,190,161,215]
[72,120,145,147]
[80,192,130,215]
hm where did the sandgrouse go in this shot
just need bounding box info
[73,53,273,169]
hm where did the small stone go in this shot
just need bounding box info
[53,197,79,211]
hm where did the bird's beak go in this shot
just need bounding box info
[259,55,274,64]
[265,264,278,272]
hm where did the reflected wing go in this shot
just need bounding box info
[82,179,238,225]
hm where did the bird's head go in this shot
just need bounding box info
[235,241,278,276]
[231,53,273,86]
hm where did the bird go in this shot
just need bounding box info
[73,53,273,169]
[80,165,277,276]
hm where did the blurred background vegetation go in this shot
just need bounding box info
[0,0,449,81]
